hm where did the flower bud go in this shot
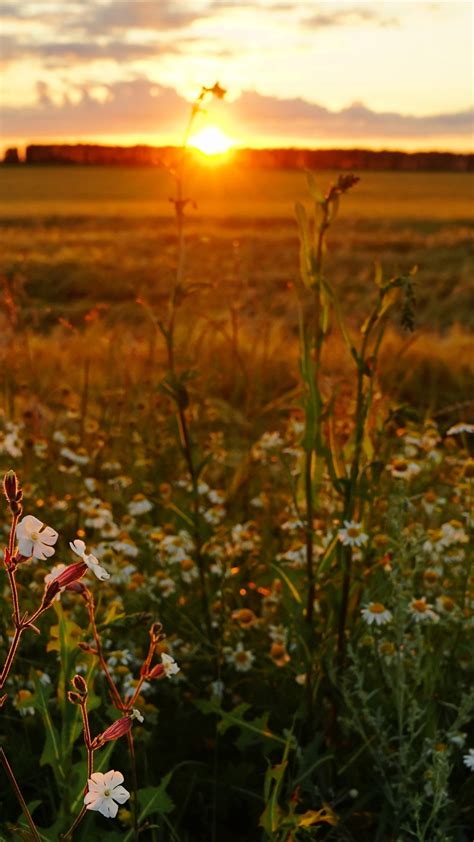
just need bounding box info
[149,622,163,644]
[67,691,83,705]
[42,562,87,608]
[147,663,165,679]
[92,716,132,749]
[3,471,23,515]
[72,675,88,696]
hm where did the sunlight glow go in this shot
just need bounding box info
[189,126,235,156]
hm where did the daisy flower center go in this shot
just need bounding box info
[347,527,361,538]
[412,600,427,613]
[370,602,386,614]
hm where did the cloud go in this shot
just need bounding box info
[81,0,207,34]
[227,91,474,139]
[0,34,176,68]
[0,79,188,138]
[302,6,398,28]
[0,80,472,143]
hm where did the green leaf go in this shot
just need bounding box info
[305,170,324,203]
[295,201,313,288]
[29,670,65,787]
[270,562,302,604]
[122,775,175,840]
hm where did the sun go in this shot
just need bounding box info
[189,126,235,156]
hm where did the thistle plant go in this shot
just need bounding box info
[294,173,417,717]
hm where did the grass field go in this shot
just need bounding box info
[1,163,473,841]
[1,165,473,218]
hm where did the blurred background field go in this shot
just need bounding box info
[1,166,472,420]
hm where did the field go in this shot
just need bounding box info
[0,164,473,841]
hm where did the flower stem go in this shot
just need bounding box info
[0,748,41,841]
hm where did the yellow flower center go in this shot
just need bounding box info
[393,460,407,471]
[412,599,427,613]
[235,651,249,663]
[30,531,40,542]
[104,788,111,797]
[440,596,455,611]
[347,527,360,537]
[370,603,386,614]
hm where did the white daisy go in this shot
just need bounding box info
[361,602,392,626]
[409,597,439,623]
[462,748,474,771]
[338,521,368,548]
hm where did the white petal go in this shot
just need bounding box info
[99,797,118,818]
[111,785,130,804]
[39,527,58,545]
[88,772,106,787]
[18,537,33,557]
[84,791,101,806]
[33,542,56,560]
[70,539,86,557]
[87,559,110,580]
[105,770,124,788]
[18,515,43,537]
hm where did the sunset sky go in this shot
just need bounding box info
[0,0,472,153]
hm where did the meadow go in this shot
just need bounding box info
[0,160,473,841]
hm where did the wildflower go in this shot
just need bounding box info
[387,458,421,480]
[84,770,130,818]
[378,640,396,661]
[338,521,368,548]
[270,642,290,667]
[463,749,474,771]
[70,538,110,581]
[232,608,259,629]
[436,595,456,613]
[208,489,225,505]
[60,446,89,465]
[93,717,132,748]
[159,577,176,597]
[210,680,224,700]
[361,603,392,626]
[42,561,87,606]
[112,539,138,558]
[448,732,466,747]
[446,422,474,436]
[44,563,67,586]
[225,642,254,672]
[16,515,58,560]
[130,708,144,723]
[409,597,439,623]
[127,495,153,516]
[154,652,180,678]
